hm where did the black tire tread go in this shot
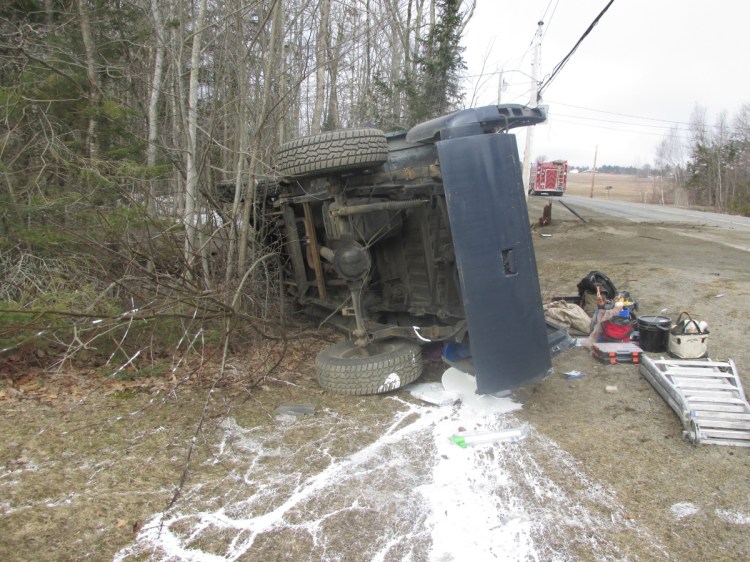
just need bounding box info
[277,129,388,177]
[315,339,422,395]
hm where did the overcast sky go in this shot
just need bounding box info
[461,0,750,167]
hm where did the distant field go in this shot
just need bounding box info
[563,172,663,203]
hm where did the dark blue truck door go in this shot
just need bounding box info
[437,133,552,393]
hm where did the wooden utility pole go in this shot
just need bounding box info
[589,145,598,198]
[522,21,543,197]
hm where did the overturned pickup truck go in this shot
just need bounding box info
[250,104,571,395]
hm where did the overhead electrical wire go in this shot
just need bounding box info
[550,117,694,141]
[548,101,748,136]
[537,0,616,99]
[553,113,747,139]
[463,1,738,143]
[546,100,694,127]
[541,0,561,41]
[554,112,690,131]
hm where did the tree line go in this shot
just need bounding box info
[0,0,470,364]
[655,103,750,214]
[6,0,741,370]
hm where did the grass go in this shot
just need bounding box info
[565,172,662,203]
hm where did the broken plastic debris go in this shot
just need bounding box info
[450,425,529,448]
[563,370,585,379]
[605,385,618,393]
[442,367,477,395]
[540,233,552,238]
[274,404,315,417]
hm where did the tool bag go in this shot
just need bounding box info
[601,316,634,342]
[668,312,709,359]
[578,271,618,316]
[577,271,617,301]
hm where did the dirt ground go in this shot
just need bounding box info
[2,183,750,561]
[521,193,750,560]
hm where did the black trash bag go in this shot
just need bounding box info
[577,271,617,300]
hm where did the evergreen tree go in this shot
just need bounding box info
[408,0,466,125]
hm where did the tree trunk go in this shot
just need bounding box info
[184,0,208,273]
[146,0,166,219]
[324,23,343,131]
[311,0,329,134]
[238,0,282,274]
[77,0,99,160]
[226,7,251,289]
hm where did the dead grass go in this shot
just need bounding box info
[565,172,660,203]
[3,204,750,560]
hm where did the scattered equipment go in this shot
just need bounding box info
[668,312,709,359]
[637,315,671,352]
[640,356,750,446]
[593,342,642,364]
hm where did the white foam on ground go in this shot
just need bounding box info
[115,369,668,561]
[418,409,536,560]
[716,509,750,525]
[671,502,701,520]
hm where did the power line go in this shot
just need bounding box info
[551,116,693,141]
[553,112,691,133]
[549,105,750,137]
[547,100,693,127]
[541,0,561,41]
[538,0,616,99]
[540,0,556,22]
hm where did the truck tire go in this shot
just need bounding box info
[315,338,422,395]
[277,129,388,177]
[256,175,282,198]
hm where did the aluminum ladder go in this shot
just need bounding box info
[639,356,750,446]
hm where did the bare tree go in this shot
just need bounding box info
[146,0,168,219]
[77,0,99,160]
[183,0,208,276]
[311,0,331,134]
[238,0,284,274]
[655,126,686,205]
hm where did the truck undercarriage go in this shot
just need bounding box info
[248,105,573,395]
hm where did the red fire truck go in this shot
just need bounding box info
[529,159,568,196]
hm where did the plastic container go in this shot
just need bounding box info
[637,315,671,352]
[450,425,529,448]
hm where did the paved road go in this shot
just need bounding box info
[549,195,750,231]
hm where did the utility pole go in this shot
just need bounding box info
[497,69,504,104]
[522,21,543,198]
[589,145,598,198]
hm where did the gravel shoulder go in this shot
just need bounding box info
[521,196,750,561]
